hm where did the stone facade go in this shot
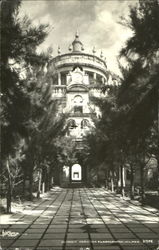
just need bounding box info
[47,33,119,186]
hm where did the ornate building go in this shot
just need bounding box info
[47,32,118,186]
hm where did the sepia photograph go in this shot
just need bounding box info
[0,0,159,249]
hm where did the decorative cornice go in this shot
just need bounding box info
[51,52,107,67]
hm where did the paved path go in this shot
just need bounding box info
[0,187,159,250]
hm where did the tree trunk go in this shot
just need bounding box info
[37,170,42,199]
[116,165,120,193]
[140,164,145,204]
[48,168,53,190]
[6,159,12,213]
[157,158,159,196]
[105,170,108,189]
[157,87,159,195]
[7,177,12,213]
[110,171,115,192]
[29,172,33,201]
[42,167,46,193]
[7,186,12,214]
[22,172,26,197]
[120,165,125,197]
[45,173,49,192]
[41,182,45,194]
[55,165,60,186]
[130,165,135,200]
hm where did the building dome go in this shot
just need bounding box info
[46,32,119,95]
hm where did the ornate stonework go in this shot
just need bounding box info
[48,33,119,140]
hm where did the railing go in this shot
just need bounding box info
[52,86,66,96]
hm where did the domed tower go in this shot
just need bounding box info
[47,33,117,187]
[72,31,84,52]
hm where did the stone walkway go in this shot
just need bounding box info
[0,187,159,250]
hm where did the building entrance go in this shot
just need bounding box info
[60,164,83,187]
[71,164,82,182]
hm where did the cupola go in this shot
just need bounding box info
[72,31,83,53]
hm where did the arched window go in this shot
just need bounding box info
[96,74,103,84]
[67,119,77,129]
[74,95,83,105]
[74,95,83,113]
[61,71,68,85]
[86,71,94,84]
[81,119,89,129]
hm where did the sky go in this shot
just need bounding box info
[20,0,137,75]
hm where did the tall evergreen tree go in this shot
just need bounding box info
[1,0,51,212]
[118,0,159,198]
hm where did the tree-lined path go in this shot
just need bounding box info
[0,187,159,250]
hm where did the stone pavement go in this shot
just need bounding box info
[0,187,159,250]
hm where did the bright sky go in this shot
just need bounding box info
[20,0,137,75]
